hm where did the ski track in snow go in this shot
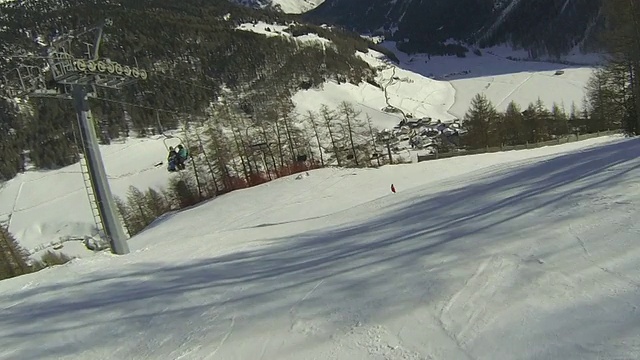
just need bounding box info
[568,207,640,291]
[204,315,236,360]
[438,255,518,352]
[5,181,24,228]
[495,72,534,109]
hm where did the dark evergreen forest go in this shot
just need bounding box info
[306,0,604,57]
[0,0,391,180]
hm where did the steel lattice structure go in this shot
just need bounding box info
[1,19,149,255]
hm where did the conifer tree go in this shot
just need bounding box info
[501,101,525,146]
[145,188,171,218]
[462,93,500,149]
[586,65,628,132]
[532,98,552,142]
[320,105,343,166]
[0,225,31,279]
[305,110,325,167]
[337,101,368,167]
[550,103,570,137]
[599,0,640,134]
[125,186,154,235]
[169,173,201,209]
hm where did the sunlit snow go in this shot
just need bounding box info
[1,41,637,360]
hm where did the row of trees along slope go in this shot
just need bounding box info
[0,224,73,281]
[0,0,385,181]
[115,99,394,238]
[462,0,640,150]
[587,0,640,135]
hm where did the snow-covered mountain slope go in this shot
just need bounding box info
[237,22,599,126]
[232,0,324,13]
[292,42,597,124]
[1,134,638,359]
[0,41,601,258]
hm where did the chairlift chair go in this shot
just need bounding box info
[162,134,191,172]
[162,134,186,151]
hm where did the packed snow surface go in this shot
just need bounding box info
[1,134,639,359]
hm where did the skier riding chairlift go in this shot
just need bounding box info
[167,144,189,172]
[177,144,189,162]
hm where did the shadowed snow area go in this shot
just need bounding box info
[1,136,639,359]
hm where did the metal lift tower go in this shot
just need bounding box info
[1,20,148,255]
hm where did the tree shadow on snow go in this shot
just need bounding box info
[1,138,639,359]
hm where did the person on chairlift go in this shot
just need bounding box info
[176,144,188,170]
[167,146,179,172]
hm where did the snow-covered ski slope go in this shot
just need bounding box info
[1,134,639,360]
[0,40,603,255]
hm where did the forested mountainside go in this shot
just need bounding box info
[305,0,604,57]
[0,0,389,180]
